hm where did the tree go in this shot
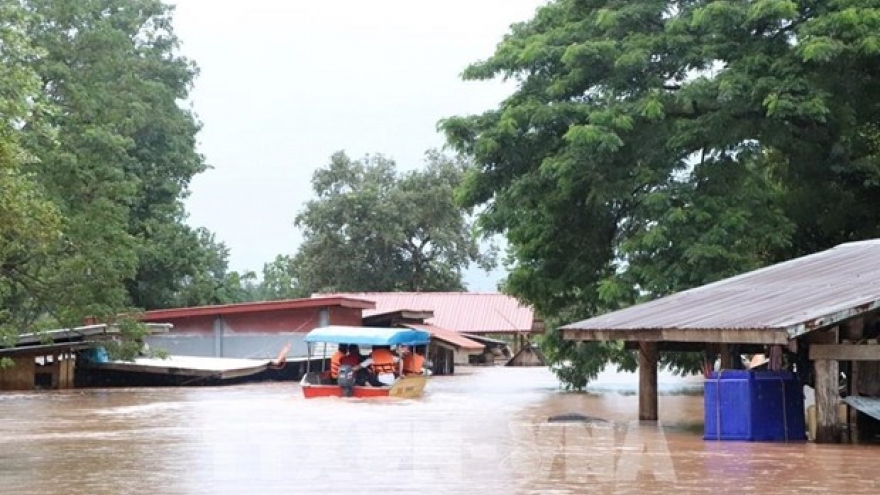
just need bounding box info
[169,228,259,307]
[441,0,880,388]
[0,0,62,348]
[2,1,232,360]
[18,0,221,315]
[293,150,495,293]
[257,255,309,301]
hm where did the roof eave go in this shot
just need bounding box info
[140,297,376,321]
[782,299,880,339]
[562,327,790,345]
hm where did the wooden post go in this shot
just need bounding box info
[54,354,62,389]
[813,326,839,444]
[719,344,732,369]
[59,353,74,389]
[638,341,659,421]
[845,318,864,444]
[850,360,860,443]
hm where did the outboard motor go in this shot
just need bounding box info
[337,364,355,397]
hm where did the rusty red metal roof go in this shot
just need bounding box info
[562,240,880,339]
[315,292,540,334]
[403,323,485,351]
[141,296,375,321]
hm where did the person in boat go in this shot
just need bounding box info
[330,343,360,383]
[400,345,426,376]
[352,345,399,386]
[347,344,364,364]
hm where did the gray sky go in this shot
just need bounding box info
[169,0,546,291]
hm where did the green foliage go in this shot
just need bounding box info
[543,324,636,391]
[443,0,880,389]
[100,316,152,361]
[20,0,212,314]
[293,150,496,293]
[0,0,63,342]
[2,1,233,351]
[166,228,259,307]
[256,255,309,301]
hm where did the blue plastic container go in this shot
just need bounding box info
[81,346,109,364]
[704,370,806,442]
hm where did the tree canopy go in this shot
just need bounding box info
[0,0,62,345]
[290,150,496,294]
[441,0,880,388]
[1,0,242,351]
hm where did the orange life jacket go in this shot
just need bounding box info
[330,351,345,379]
[369,348,397,375]
[331,352,360,379]
[403,353,425,376]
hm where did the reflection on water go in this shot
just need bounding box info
[0,367,877,495]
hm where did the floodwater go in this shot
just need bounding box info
[1,367,878,495]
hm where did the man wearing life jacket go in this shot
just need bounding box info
[401,345,426,376]
[329,344,349,382]
[352,345,399,386]
[330,344,361,382]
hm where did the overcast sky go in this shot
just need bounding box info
[168,0,546,291]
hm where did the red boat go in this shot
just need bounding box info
[299,325,431,399]
[300,373,428,399]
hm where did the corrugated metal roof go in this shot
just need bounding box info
[316,292,539,334]
[563,240,880,339]
[403,323,485,351]
[13,323,171,346]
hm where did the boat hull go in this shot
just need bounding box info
[301,375,428,399]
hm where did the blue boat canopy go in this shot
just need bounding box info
[304,325,431,346]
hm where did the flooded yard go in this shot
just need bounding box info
[1,367,877,494]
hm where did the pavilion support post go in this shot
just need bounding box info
[813,326,839,444]
[638,341,658,421]
[845,318,864,444]
[719,344,732,369]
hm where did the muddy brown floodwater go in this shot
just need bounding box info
[1,367,878,495]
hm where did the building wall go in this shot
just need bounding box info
[429,345,455,375]
[162,315,216,335]
[146,306,363,359]
[453,349,482,365]
[329,307,363,326]
[0,357,35,391]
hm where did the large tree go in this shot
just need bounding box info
[2,0,239,355]
[441,0,880,388]
[292,150,496,293]
[21,0,215,314]
[0,0,62,347]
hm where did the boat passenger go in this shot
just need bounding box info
[352,345,399,386]
[330,344,360,381]
[401,345,426,376]
[348,344,364,363]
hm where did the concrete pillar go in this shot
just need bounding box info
[213,316,224,357]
